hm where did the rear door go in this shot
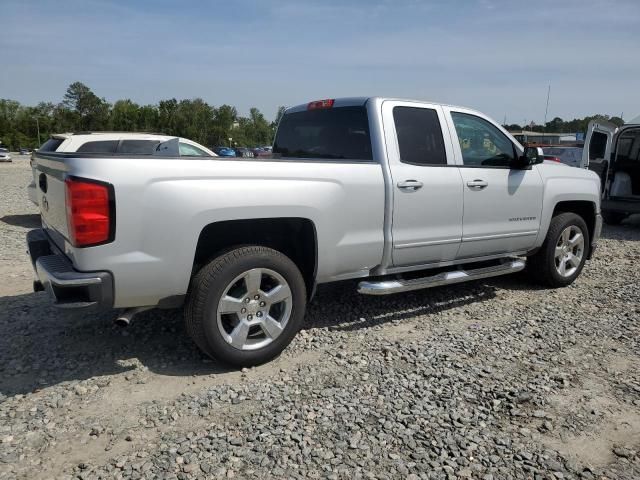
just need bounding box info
[382,100,463,267]
[583,120,617,190]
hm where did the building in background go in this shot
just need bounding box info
[509,130,582,146]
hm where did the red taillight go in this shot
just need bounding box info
[548,156,561,162]
[307,99,334,110]
[65,177,113,247]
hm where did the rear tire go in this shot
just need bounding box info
[602,211,626,225]
[184,246,307,367]
[527,212,589,288]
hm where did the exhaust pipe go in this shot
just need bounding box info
[114,307,151,327]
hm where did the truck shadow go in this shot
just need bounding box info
[0,275,532,399]
[0,214,41,229]
[305,279,500,332]
[600,215,640,240]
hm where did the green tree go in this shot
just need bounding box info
[7,81,630,151]
[137,105,159,132]
[111,99,140,131]
[210,104,238,146]
[158,98,179,135]
[62,81,110,130]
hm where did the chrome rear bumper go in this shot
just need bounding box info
[27,229,113,308]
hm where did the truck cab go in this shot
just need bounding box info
[583,118,640,224]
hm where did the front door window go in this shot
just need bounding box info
[451,112,516,167]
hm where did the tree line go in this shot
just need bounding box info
[0,81,629,150]
[503,115,625,135]
[0,82,287,150]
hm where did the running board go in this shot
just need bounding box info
[358,258,526,295]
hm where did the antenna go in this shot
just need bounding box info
[543,83,551,129]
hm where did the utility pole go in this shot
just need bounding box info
[36,117,41,146]
[543,83,551,130]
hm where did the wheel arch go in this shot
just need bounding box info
[551,200,597,256]
[191,217,318,299]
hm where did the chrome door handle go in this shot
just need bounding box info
[397,180,423,191]
[466,179,488,189]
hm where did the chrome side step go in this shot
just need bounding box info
[358,258,526,295]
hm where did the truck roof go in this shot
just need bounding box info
[52,131,169,139]
[285,96,473,114]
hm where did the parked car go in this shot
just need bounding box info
[252,147,272,158]
[27,132,216,204]
[27,97,601,367]
[542,146,583,167]
[234,147,255,158]
[19,148,31,155]
[584,119,640,224]
[213,146,237,157]
[0,148,11,162]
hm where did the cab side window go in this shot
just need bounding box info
[179,142,209,156]
[119,140,161,154]
[76,140,119,153]
[393,107,447,165]
[451,112,516,167]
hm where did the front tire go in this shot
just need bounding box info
[185,246,307,367]
[527,212,589,288]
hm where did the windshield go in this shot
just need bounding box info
[273,106,372,161]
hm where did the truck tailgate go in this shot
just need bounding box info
[35,155,71,250]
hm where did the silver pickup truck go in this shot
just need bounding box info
[27,97,602,366]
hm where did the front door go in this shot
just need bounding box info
[383,101,464,267]
[445,108,544,259]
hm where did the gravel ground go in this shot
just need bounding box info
[1,157,639,479]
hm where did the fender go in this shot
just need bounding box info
[534,165,601,249]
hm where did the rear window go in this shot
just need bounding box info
[118,140,161,154]
[76,140,119,153]
[273,106,372,161]
[39,138,65,152]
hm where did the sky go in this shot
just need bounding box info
[1,0,639,124]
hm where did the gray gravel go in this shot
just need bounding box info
[1,158,639,479]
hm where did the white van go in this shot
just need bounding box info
[28,132,216,204]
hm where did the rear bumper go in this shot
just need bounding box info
[27,229,114,309]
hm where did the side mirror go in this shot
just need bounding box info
[513,146,544,168]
